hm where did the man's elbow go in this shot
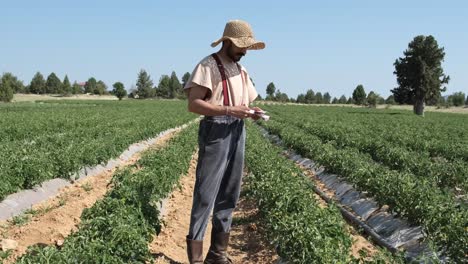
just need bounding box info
[188,101,197,114]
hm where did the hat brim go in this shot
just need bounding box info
[211,36,265,50]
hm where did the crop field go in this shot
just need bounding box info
[0,100,196,200]
[15,121,199,263]
[258,104,468,262]
[0,100,466,263]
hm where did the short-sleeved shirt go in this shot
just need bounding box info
[184,54,258,106]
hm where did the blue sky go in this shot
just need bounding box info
[1,0,467,99]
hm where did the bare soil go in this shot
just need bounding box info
[12,93,118,102]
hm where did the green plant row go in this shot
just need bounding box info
[274,115,467,193]
[259,119,467,262]
[0,100,196,200]
[16,122,198,263]
[262,105,468,162]
[245,123,407,263]
[247,122,397,263]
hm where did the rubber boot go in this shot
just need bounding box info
[204,232,232,264]
[186,236,204,264]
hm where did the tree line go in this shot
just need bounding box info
[261,34,467,115]
[127,70,191,100]
[0,71,110,100]
[1,34,467,112]
[0,70,193,102]
[262,81,466,108]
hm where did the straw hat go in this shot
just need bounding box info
[211,20,265,50]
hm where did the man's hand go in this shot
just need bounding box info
[250,106,264,120]
[227,105,253,119]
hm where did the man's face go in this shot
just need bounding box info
[227,41,248,62]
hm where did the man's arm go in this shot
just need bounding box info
[187,85,226,116]
[187,85,255,119]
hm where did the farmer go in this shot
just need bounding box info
[184,19,265,264]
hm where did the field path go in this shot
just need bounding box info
[0,128,182,263]
[150,153,278,264]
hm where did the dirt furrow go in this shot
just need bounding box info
[0,128,181,263]
[150,153,278,264]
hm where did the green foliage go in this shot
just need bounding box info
[10,214,31,226]
[245,123,353,263]
[28,72,46,94]
[181,72,191,88]
[385,95,395,105]
[296,93,306,103]
[377,96,385,105]
[338,95,347,104]
[81,183,93,192]
[95,80,107,95]
[266,82,276,97]
[0,74,15,102]
[45,73,62,94]
[305,89,315,103]
[71,81,83,94]
[112,82,127,100]
[136,69,154,99]
[323,92,331,104]
[392,35,449,115]
[1,72,24,93]
[169,71,182,98]
[0,100,196,200]
[331,97,338,104]
[156,74,171,98]
[352,84,366,105]
[366,91,379,108]
[274,89,289,102]
[296,89,334,104]
[316,92,324,103]
[447,92,465,107]
[62,75,72,95]
[0,249,12,261]
[17,124,198,263]
[259,105,468,262]
[84,77,97,94]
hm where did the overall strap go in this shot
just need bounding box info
[211,53,230,106]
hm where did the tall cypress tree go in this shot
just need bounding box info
[0,73,14,102]
[62,75,72,95]
[136,70,154,98]
[352,84,366,105]
[323,92,331,104]
[72,81,83,94]
[156,75,171,98]
[169,71,182,98]
[181,72,191,89]
[29,72,46,94]
[45,73,62,94]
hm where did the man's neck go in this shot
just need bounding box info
[217,50,235,63]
